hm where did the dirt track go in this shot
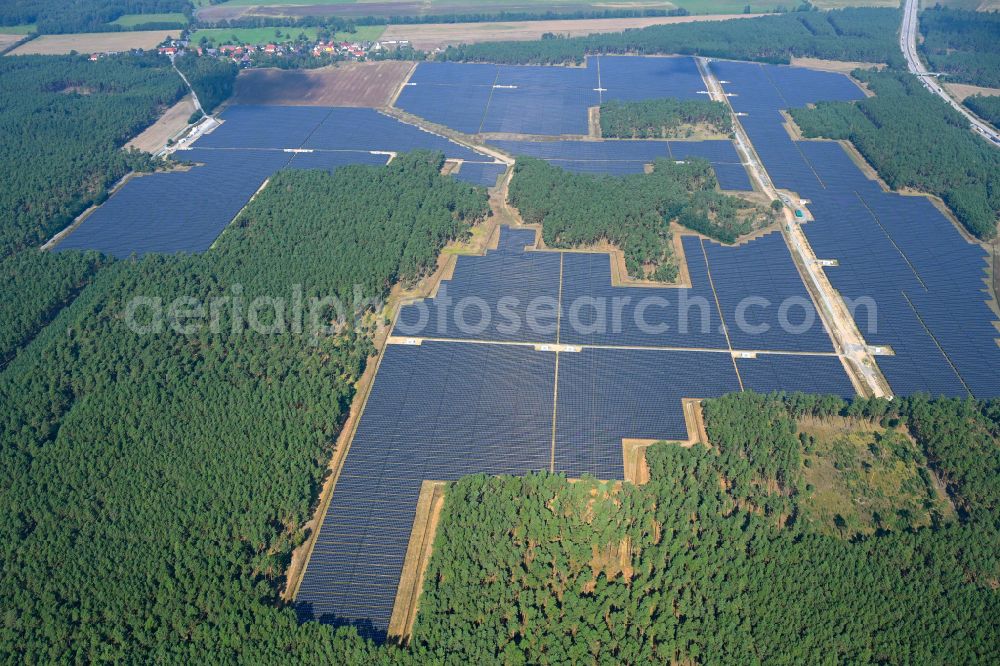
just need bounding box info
[233,62,414,107]
[383,14,762,50]
[7,30,178,55]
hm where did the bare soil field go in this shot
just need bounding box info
[0,34,23,52]
[7,30,177,56]
[199,2,686,22]
[383,14,762,50]
[944,82,1000,102]
[790,57,885,74]
[233,61,414,107]
[127,94,196,153]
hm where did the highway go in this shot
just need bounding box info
[901,0,1000,147]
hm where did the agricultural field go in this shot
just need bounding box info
[232,61,413,106]
[381,14,759,51]
[109,12,188,27]
[0,33,23,52]
[6,30,178,55]
[0,23,35,35]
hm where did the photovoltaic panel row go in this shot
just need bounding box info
[303,108,489,162]
[711,61,1000,397]
[398,56,705,137]
[596,55,704,103]
[736,354,854,397]
[295,340,555,639]
[558,238,730,349]
[56,149,292,257]
[701,233,833,352]
[490,139,751,189]
[195,105,333,149]
[395,230,561,343]
[394,82,494,134]
[555,348,741,479]
[453,162,506,188]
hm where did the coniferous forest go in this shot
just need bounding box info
[441,9,904,67]
[0,152,489,662]
[0,54,183,365]
[410,393,1000,664]
[509,157,775,282]
[599,98,731,139]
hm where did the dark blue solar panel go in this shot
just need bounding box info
[195,105,333,149]
[303,108,488,161]
[702,233,833,352]
[736,354,854,397]
[555,348,740,478]
[453,162,506,187]
[709,60,1000,398]
[596,55,704,103]
[59,105,496,256]
[56,148,291,257]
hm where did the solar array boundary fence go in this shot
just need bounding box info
[709,60,1000,398]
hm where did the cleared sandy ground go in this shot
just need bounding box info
[943,82,1000,102]
[7,30,178,55]
[790,57,885,74]
[233,61,414,107]
[0,34,23,52]
[127,94,196,153]
[382,14,762,50]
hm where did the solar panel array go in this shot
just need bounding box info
[453,161,506,188]
[555,348,741,478]
[296,340,555,639]
[57,106,499,257]
[396,55,705,137]
[304,225,858,638]
[489,139,751,190]
[711,61,1000,398]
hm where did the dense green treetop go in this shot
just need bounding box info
[0,153,488,662]
[919,8,1000,89]
[441,9,904,67]
[509,157,774,282]
[599,98,732,139]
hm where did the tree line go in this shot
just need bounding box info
[790,68,1000,240]
[919,8,1000,89]
[0,151,489,663]
[174,53,237,114]
[964,94,1000,128]
[509,157,775,282]
[0,0,189,34]
[600,98,732,139]
[409,392,1000,663]
[0,53,184,364]
[440,9,904,68]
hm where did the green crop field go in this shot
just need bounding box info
[111,13,189,27]
[0,23,36,34]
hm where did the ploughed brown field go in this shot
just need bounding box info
[232,61,415,107]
